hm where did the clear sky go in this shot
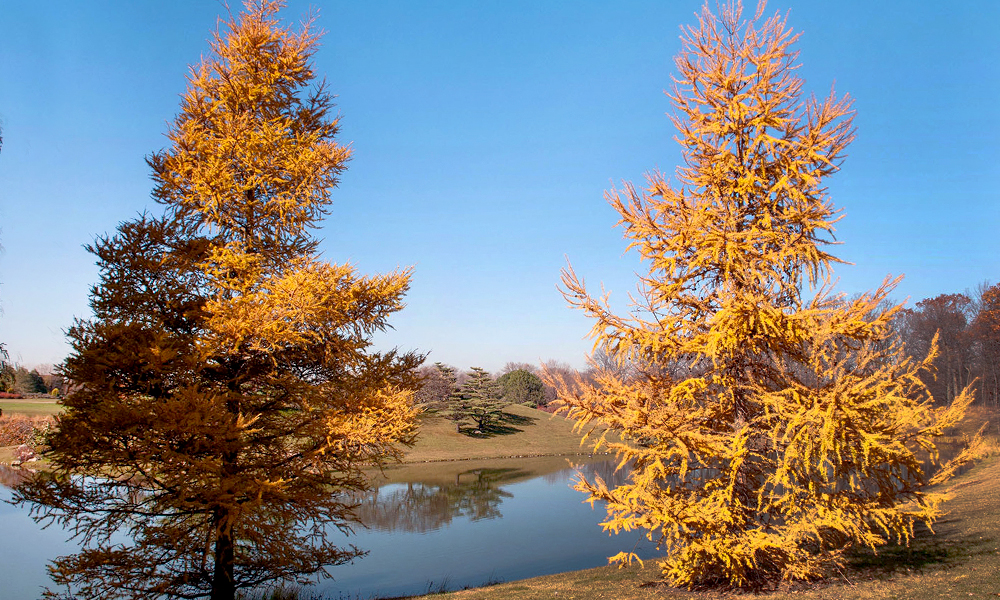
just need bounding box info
[1,1,998,373]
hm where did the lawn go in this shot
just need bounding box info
[0,398,62,417]
[402,403,607,463]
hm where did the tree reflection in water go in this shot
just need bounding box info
[354,468,526,533]
[0,464,32,489]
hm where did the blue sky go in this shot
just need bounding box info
[1,1,998,373]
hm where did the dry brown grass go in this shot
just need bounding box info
[0,413,54,447]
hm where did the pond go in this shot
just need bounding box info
[0,456,658,599]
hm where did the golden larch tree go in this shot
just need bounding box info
[550,0,982,589]
[14,2,421,599]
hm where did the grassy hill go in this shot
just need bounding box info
[402,403,603,463]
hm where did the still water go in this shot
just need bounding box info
[0,457,657,599]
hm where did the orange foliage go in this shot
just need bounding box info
[550,0,981,589]
[13,3,420,599]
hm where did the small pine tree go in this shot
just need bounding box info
[550,0,982,589]
[447,368,507,432]
[416,362,459,410]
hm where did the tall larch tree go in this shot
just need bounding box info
[549,1,982,589]
[14,3,422,599]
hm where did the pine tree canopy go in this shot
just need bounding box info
[446,368,507,432]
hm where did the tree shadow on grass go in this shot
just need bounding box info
[845,517,995,578]
[459,410,539,438]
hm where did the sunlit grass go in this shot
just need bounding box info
[402,403,607,463]
[0,398,62,417]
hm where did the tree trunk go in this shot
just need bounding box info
[211,507,236,600]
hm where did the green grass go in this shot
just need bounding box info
[402,404,606,463]
[0,398,62,417]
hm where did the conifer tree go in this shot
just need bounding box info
[14,3,421,599]
[447,367,506,432]
[497,368,545,408]
[416,362,459,410]
[550,1,982,588]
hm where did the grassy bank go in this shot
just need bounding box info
[0,402,590,468]
[402,404,600,463]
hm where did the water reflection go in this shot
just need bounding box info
[355,468,524,533]
[1,457,656,600]
[0,463,33,489]
[317,456,656,599]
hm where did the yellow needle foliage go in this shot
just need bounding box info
[14,3,421,600]
[551,1,982,589]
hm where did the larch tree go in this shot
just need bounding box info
[549,1,982,589]
[13,3,421,599]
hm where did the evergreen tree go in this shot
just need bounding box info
[14,3,421,599]
[13,367,47,394]
[496,368,545,407]
[415,362,459,410]
[550,1,981,588]
[448,367,506,432]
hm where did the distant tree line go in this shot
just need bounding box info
[414,362,558,433]
[895,281,1000,409]
[412,356,635,433]
[411,280,1000,423]
[0,364,63,396]
[414,360,582,417]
